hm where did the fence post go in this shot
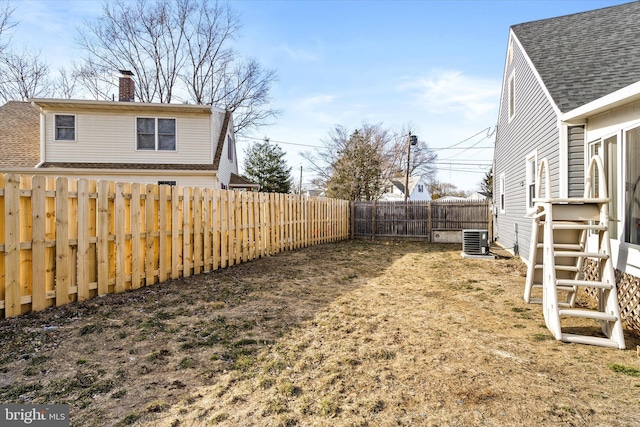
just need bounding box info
[4,174,21,317]
[371,201,376,241]
[55,177,71,306]
[427,201,432,242]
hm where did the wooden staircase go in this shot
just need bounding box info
[524,156,625,349]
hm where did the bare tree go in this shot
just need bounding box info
[387,126,438,181]
[73,59,115,101]
[0,49,52,102]
[304,124,395,201]
[76,0,278,134]
[53,67,79,99]
[0,1,15,55]
[428,179,468,200]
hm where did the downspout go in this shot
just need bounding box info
[31,101,46,168]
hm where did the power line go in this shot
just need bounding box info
[239,126,497,152]
[432,161,492,166]
[432,146,493,151]
[239,136,322,148]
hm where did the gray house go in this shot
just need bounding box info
[494,1,640,282]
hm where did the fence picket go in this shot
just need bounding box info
[55,177,70,306]
[144,184,155,286]
[130,184,141,290]
[0,175,350,317]
[31,176,47,311]
[77,179,90,301]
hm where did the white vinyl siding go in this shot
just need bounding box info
[494,35,561,260]
[44,111,211,164]
[215,116,238,187]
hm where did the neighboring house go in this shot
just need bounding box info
[379,176,431,201]
[436,196,466,203]
[494,1,640,279]
[303,189,325,198]
[466,192,489,202]
[0,73,256,190]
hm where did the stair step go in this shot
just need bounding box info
[560,333,622,349]
[530,283,576,292]
[537,243,583,250]
[554,251,609,259]
[556,279,613,289]
[552,223,606,231]
[527,297,572,307]
[558,309,618,322]
[534,264,579,272]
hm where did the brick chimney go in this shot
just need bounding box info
[118,70,135,102]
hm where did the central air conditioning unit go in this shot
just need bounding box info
[462,229,490,255]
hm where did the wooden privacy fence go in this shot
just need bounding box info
[0,174,349,318]
[352,200,492,240]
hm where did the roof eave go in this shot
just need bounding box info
[562,80,640,124]
[29,98,217,114]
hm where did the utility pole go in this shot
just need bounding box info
[299,165,303,195]
[404,132,418,202]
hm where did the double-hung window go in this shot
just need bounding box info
[137,118,176,151]
[55,114,75,141]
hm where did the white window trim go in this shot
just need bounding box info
[525,150,537,212]
[135,117,178,152]
[54,114,76,142]
[508,71,515,122]
[622,124,640,247]
[499,172,506,214]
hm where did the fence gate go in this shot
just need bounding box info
[351,200,492,241]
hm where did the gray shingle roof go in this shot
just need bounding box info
[512,1,640,113]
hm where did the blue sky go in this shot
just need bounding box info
[9,0,631,192]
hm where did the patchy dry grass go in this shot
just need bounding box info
[1,241,639,426]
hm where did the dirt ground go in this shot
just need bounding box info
[1,240,640,426]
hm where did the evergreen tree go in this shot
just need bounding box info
[243,141,292,193]
[480,167,493,198]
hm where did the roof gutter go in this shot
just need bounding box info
[562,81,640,123]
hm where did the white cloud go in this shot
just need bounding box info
[278,44,320,62]
[401,70,501,120]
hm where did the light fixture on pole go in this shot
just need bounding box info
[404,133,418,202]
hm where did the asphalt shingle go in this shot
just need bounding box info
[512,1,640,112]
[0,101,40,168]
